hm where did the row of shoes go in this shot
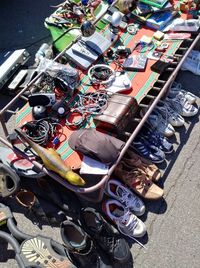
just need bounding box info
[103,179,146,242]
[102,122,183,241]
[60,207,131,268]
[181,50,200,75]
[101,150,165,243]
[102,149,163,243]
[131,81,198,163]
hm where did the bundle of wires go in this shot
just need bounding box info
[21,118,63,146]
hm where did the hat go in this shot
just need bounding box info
[68,129,125,165]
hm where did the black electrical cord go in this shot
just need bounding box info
[0,35,51,54]
[21,118,63,146]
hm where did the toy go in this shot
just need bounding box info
[15,129,85,186]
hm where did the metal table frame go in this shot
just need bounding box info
[0,31,199,202]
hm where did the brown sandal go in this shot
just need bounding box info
[114,162,164,200]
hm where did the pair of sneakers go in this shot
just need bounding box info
[140,124,174,154]
[131,134,167,164]
[166,81,198,117]
[181,50,200,75]
[140,108,175,137]
[103,180,146,246]
[60,207,131,267]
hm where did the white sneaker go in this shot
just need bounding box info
[105,179,145,216]
[181,57,200,75]
[166,93,198,117]
[155,101,185,127]
[169,81,197,104]
[187,50,200,62]
[145,110,175,137]
[102,199,146,239]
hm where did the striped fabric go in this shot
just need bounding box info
[16,24,182,168]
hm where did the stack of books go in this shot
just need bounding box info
[132,1,178,31]
[146,10,178,30]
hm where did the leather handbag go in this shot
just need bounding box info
[93,93,138,132]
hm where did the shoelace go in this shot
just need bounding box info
[100,235,116,252]
[173,93,191,110]
[149,112,169,132]
[157,104,179,121]
[119,188,139,209]
[117,210,146,248]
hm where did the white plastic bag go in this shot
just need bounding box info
[164,18,200,32]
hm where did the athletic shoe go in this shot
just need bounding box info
[181,57,200,75]
[102,199,147,242]
[140,124,174,154]
[168,81,197,104]
[131,136,166,163]
[60,220,112,268]
[105,179,145,216]
[142,109,175,137]
[80,207,131,263]
[166,93,198,117]
[187,50,200,62]
[155,100,185,127]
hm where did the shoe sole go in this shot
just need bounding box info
[162,148,174,154]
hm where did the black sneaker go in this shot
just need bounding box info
[80,207,131,264]
[60,220,113,268]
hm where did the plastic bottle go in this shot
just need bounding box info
[35,43,52,64]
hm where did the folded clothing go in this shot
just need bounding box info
[68,129,125,165]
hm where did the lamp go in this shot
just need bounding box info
[109,11,123,42]
[80,20,96,37]
[52,20,96,47]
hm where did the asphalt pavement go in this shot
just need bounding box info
[0,1,200,268]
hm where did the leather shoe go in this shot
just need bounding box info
[114,161,164,200]
[123,149,161,182]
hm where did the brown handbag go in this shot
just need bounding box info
[93,93,138,132]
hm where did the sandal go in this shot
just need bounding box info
[114,162,164,200]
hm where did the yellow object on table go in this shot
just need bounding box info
[153,31,165,41]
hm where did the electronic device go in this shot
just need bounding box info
[102,13,113,24]
[32,105,47,120]
[28,93,56,107]
[116,46,132,57]
[8,69,28,91]
[52,99,69,118]
[107,5,120,15]
[65,31,112,70]
[72,41,99,61]
[82,31,113,56]
[0,49,30,90]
